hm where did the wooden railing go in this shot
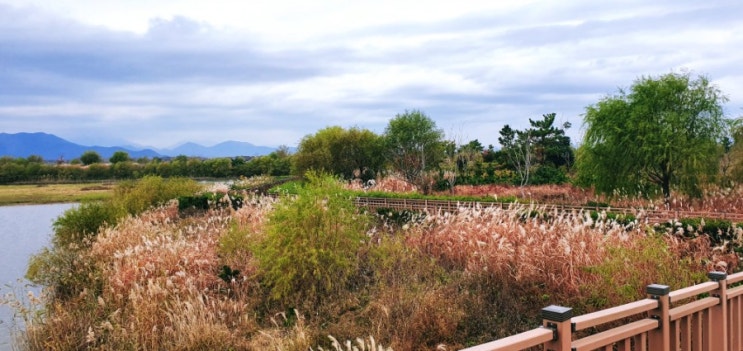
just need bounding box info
[353,197,743,223]
[461,271,743,351]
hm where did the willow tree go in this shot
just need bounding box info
[577,72,728,198]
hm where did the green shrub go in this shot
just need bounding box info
[375,207,426,226]
[114,176,201,215]
[589,211,636,226]
[26,245,102,298]
[665,217,737,245]
[584,200,610,208]
[581,235,706,311]
[252,172,370,304]
[267,179,305,195]
[52,201,123,247]
[530,166,568,185]
[218,222,255,259]
[178,192,243,213]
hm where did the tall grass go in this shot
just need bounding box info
[7,176,739,350]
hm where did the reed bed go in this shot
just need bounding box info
[6,188,737,350]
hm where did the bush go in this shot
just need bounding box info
[52,201,123,247]
[375,207,426,227]
[662,217,739,245]
[581,235,708,311]
[178,192,244,213]
[589,211,636,226]
[114,176,201,215]
[252,172,370,304]
[530,166,568,185]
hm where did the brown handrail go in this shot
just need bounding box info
[353,196,743,224]
[463,271,742,351]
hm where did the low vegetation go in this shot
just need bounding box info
[0,183,113,206]
[5,175,740,350]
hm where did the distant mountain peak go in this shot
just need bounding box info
[0,132,283,160]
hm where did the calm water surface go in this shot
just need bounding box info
[0,203,76,350]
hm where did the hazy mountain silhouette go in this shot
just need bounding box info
[159,141,277,158]
[0,132,282,161]
[0,132,161,161]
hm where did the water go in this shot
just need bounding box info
[0,203,76,351]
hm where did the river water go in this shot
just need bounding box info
[0,203,76,351]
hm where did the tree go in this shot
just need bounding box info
[529,113,573,170]
[577,72,728,198]
[384,110,444,194]
[498,124,534,187]
[109,151,130,164]
[499,113,574,187]
[80,151,103,165]
[252,172,368,304]
[293,126,385,180]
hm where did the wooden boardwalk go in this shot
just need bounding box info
[461,271,743,351]
[353,196,743,224]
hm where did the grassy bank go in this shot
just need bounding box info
[0,183,114,206]
[8,174,739,350]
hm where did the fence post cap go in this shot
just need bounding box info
[646,284,670,296]
[708,271,728,281]
[541,305,572,322]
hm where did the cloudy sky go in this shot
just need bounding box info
[1,0,742,149]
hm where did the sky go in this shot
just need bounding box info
[1,0,742,150]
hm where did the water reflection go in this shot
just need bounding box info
[0,203,76,350]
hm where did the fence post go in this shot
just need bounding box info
[541,305,572,351]
[709,271,728,351]
[647,284,670,351]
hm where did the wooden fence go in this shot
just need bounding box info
[353,197,743,350]
[460,271,743,351]
[353,197,743,224]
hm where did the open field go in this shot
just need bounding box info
[0,183,114,206]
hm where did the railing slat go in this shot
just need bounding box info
[669,297,718,321]
[727,271,743,284]
[669,282,718,303]
[572,299,657,331]
[571,319,658,351]
[460,327,554,351]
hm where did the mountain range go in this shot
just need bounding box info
[0,132,282,161]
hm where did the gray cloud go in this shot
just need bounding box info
[0,1,741,149]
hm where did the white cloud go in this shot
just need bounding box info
[0,0,741,149]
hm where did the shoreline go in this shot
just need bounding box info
[0,183,114,206]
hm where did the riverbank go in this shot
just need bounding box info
[0,183,114,206]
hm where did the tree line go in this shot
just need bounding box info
[2,71,741,199]
[0,149,292,183]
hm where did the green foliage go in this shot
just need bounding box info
[661,217,739,245]
[218,222,256,259]
[498,113,574,186]
[581,235,706,310]
[114,176,201,215]
[530,165,568,185]
[293,126,385,180]
[384,110,444,194]
[588,211,636,226]
[51,201,123,247]
[177,192,244,213]
[252,172,370,304]
[80,150,103,165]
[268,180,306,195]
[217,265,241,283]
[109,151,130,164]
[375,208,426,226]
[578,72,728,198]
[27,176,203,299]
[26,245,101,298]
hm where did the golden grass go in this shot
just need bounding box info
[0,183,114,206]
[9,191,739,350]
